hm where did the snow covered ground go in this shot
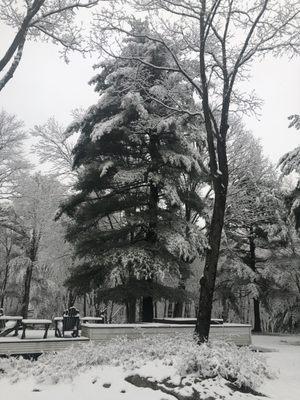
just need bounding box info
[252,334,300,400]
[0,334,299,400]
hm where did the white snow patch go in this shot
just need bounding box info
[91,114,123,141]
[1,335,299,399]
[252,334,300,400]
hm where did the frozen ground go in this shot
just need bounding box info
[0,334,299,400]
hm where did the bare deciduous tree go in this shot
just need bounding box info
[31,117,77,183]
[0,0,100,91]
[0,110,30,199]
[0,206,22,309]
[93,0,300,341]
[8,173,67,318]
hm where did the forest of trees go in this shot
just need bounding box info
[0,0,299,342]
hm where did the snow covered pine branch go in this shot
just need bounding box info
[92,0,300,342]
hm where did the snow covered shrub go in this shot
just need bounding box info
[0,333,270,390]
[176,339,270,390]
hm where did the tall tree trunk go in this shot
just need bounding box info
[21,230,40,318]
[95,297,101,317]
[163,300,167,318]
[109,301,114,323]
[1,241,13,309]
[173,301,184,318]
[142,296,153,322]
[126,298,136,323]
[83,294,87,317]
[68,289,76,308]
[253,298,261,332]
[0,260,10,308]
[195,0,230,343]
[249,227,262,332]
[142,134,160,323]
[173,281,186,318]
[184,302,190,318]
[195,190,227,342]
[221,295,229,322]
[168,301,174,317]
[21,261,33,318]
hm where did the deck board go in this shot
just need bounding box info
[0,330,89,355]
[82,323,252,346]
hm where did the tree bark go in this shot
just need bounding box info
[83,294,87,316]
[21,229,40,318]
[249,227,262,332]
[221,295,229,323]
[163,300,167,318]
[173,281,186,318]
[195,189,227,342]
[126,298,137,323]
[21,261,33,318]
[142,133,160,323]
[0,0,45,73]
[109,301,114,323]
[0,261,10,308]
[173,301,184,318]
[142,296,153,322]
[253,298,262,332]
[194,0,231,344]
[0,240,13,309]
[68,289,76,308]
[184,302,191,318]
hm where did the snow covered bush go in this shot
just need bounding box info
[176,339,270,390]
[0,333,270,390]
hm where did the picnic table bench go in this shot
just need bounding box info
[21,319,52,339]
[0,316,22,337]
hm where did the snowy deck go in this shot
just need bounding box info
[0,323,252,355]
[0,330,89,356]
[81,322,252,346]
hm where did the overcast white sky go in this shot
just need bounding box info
[0,22,299,166]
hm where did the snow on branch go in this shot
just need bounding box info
[0,0,101,91]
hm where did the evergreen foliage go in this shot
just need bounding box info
[60,33,207,318]
[216,126,289,330]
[279,114,300,232]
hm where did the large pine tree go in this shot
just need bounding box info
[60,34,206,322]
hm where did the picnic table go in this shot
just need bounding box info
[21,319,52,339]
[0,316,22,337]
